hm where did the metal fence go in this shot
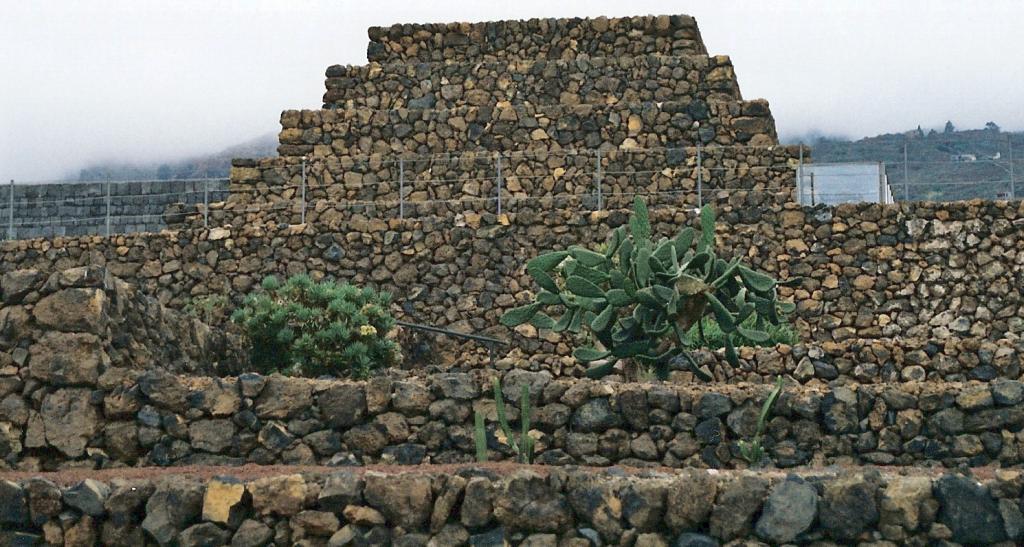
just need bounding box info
[883,137,1019,202]
[229,144,802,222]
[5,138,1023,240]
[796,161,894,206]
[0,178,229,239]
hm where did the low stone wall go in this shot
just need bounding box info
[5,358,1024,471]
[276,100,779,159]
[3,466,1024,546]
[0,179,228,239]
[323,54,742,110]
[500,336,1022,384]
[367,15,708,63]
[2,200,1021,346]
[225,146,802,220]
[0,265,240,380]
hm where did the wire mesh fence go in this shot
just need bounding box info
[4,139,1022,240]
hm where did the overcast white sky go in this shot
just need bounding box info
[2,0,1022,182]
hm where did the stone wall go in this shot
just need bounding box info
[3,467,1023,546]
[276,100,779,160]
[1,199,1021,347]
[224,146,802,222]
[323,54,742,110]
[4,353,1024,471]
[0,265,241,381]
[367,15,708,63]
[0,179,228,239]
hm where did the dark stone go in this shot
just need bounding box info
[407,95,438,110]
[383,443,426,464]
[571,398,622,433]
[469,527,506,547]
[755,476,817,544]
[179,522,231,547]
[0,480,29,526]
[141,482,204,546]
[694,418,723,444]
[231,519,273,547]
[24,479,62,525]
[993,380,1024,405]
[695,393,731,418]
[63,479,111,517]
[237,373,266,398]
[319,384,366,427]
[818,476,879,541]
[934,474,1006,545]
[673,533,719,547]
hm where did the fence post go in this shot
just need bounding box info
[203,179,210,228]
[1009,137,1016,200]
[696,144,703,209]
[809,172,816,206]
[877,161,885,204]
[7,180,13,240]
[105,179,111,236]
[495,152,503,216]
[399,157,405,219]
[797,145,804,205]
[594,148,603,210]
[300,157,307,224]
[903,141,910,202]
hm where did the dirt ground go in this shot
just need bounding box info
[0,461,1004,486]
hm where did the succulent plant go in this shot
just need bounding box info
[474,378,533,463]
[501,197,796,380]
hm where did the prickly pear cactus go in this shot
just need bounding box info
[501,197,796,380]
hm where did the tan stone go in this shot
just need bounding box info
[343,504,386,526]
[203,476,247,524]
[249,474,307,516]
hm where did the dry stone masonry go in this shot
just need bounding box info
[3,467,1024,546]
[3,13,1024,546]
[220,13,796,223]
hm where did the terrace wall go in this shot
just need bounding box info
[366,15,708,63]
[323,54,742,110]
[276,100,779,159]
[2,467,1023,546]
[0,199,1021,345]
[2,352,1023,471]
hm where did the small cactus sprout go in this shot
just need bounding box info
[501,197,796,380]
[474,377,534,464]
[738,376,785,466]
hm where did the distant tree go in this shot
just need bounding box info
[916,125,925,138]
[156,164,173,180]
[985,121,1001,133]
[944,121,956,134]
[927,129,937,137]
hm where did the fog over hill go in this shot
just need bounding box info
[72,133,278,182]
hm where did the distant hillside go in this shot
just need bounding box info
[74,133,278,182]
[793,123,1022,201]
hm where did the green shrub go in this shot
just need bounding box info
[230,275,401,378]
[501,197,797,380]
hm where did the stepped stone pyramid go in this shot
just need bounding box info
[224,14,803,225]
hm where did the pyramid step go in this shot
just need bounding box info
[323,54,742,111]
[276,99,778,159]
[367,14,707,64]
[2,365,1022,470]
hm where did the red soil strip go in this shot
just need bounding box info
[0,462,1004,486]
